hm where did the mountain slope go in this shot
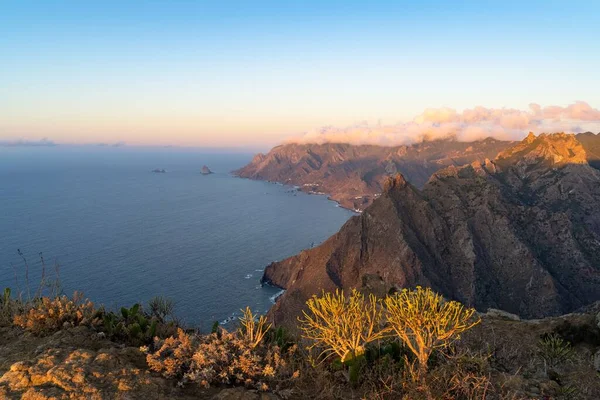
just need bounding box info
[577,131,600,169]
[262,133,600,327]
[234,138,513,210]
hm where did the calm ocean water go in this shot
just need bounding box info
[0,146,354,329]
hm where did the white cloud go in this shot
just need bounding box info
[287,101,600,145]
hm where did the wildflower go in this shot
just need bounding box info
[262,364,275,377]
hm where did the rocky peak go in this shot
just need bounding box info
[524,131,537,144]
[383,173,408,191]
[495,132,588,170]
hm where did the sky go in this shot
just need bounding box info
[1,1,600,149]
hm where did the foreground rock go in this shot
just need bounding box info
[462,303,600,399]
[2,306,600,399]
[263,133,600,327]
[0,326,282,399]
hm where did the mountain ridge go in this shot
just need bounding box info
[235,137,514,211]
[262,132,600,328]
[236,133,600,211]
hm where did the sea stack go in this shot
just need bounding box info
[201,165,213,175]
[151,168,166,173]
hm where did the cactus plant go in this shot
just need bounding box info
[2,287,10,305]
[101,303,160,346]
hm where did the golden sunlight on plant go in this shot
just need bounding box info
[144,324,298,391]
[145,327,195,378]
[299,289,387,362]
[239,306,271,348]
[13,292,100,335]
[384,286,480,375]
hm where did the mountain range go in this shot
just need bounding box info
[255,132,600,327]
[236,133,600,212]
[235,138,513,211]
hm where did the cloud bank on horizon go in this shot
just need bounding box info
[0,138,57,147]
[287,101,600,146]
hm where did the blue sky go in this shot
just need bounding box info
[1,1,599,147]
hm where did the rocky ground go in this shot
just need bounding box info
[2,306,599,399]
[0,326,283,400]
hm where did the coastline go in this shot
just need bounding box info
[231,172,364,214]
[231,172,360,311]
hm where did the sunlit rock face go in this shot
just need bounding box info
[235,138,513,211]
[263,133,600,328]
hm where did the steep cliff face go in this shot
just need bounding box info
[577,131,600,169]
[234,138,513,210]
[262,133,600,327]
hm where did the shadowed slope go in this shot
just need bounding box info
[262,133,600,327]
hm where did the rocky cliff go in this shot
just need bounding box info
[236,133,600,211]
[262,133,600,327]
[234,138,513,210]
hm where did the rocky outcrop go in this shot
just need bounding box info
[263,133,600,327]
[234,138,513,210]
[201,166,214,175]
[0,326,178,399]
[577,131,600,169]
[3,307,599,399]
[0,325,284,399]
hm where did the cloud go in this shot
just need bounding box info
[288,101,600,146]
[95,141,126,147]
[0,138,57,147]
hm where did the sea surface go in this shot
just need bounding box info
[0,146,354,330]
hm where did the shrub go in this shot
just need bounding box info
[145,308,298,391]
[184,330,292,390]
[538,333,573,371]
[148,296,175,322]
[13,292,100,335]
[383,286,480,376]
[144,327,196,378]
[101,303,175,346]
[239,306,271,348]
[1,287,14,326]
[299,289,387,363]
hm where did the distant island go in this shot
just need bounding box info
[151,169,166,173]
[200,165,213,175]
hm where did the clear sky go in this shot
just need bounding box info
[1,1,599,148]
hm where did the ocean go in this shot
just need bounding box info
[0,146,354,329]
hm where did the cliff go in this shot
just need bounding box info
[236,133,600,211]
[235,138,513,210]
[262,133,600,327]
